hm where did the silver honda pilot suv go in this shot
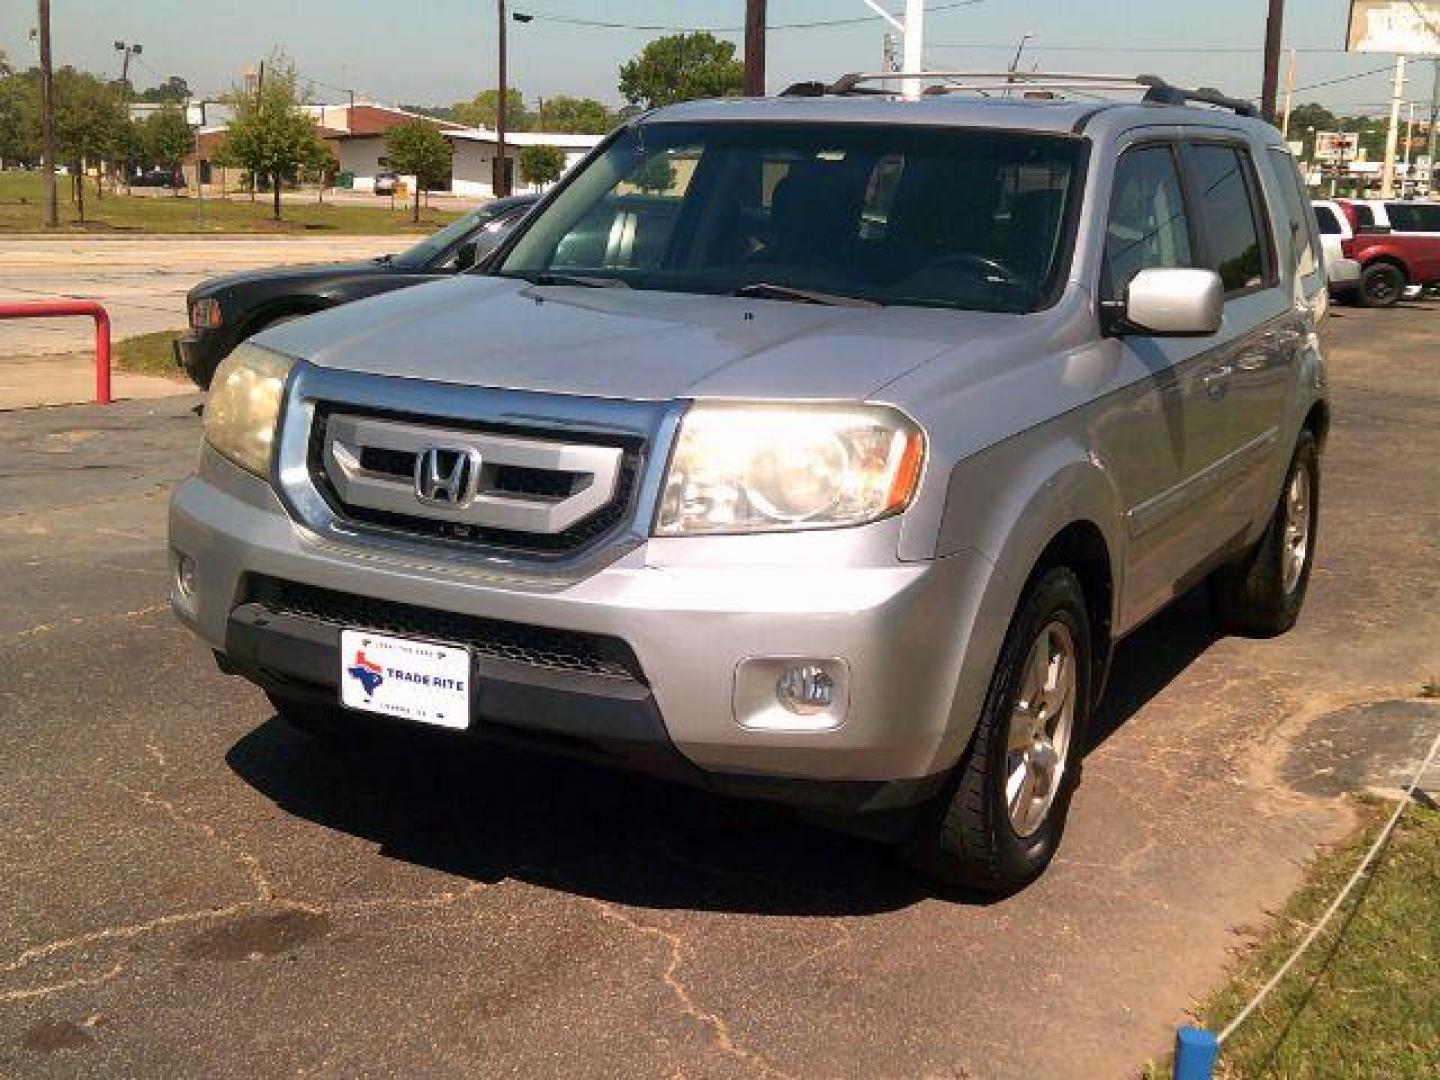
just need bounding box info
[171,75,1330,893]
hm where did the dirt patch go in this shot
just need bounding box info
[183,910,331,962]
[20,1018,93,1053]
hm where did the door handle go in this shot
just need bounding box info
[1201,364,1232,398]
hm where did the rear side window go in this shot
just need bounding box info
[1385,203,1440,232]
[1189,144,1268,293]
[1313,205,1341,235]
[1352,203,1377,229]
[1267,149,1321,279]
[1104,145,1194,297]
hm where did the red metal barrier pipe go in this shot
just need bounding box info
[0,299,113,405]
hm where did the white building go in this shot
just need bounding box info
[446,130,605,198]
[299,103,464,192]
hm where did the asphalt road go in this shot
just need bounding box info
[1,305,1437,1078]
[0,235,399,356]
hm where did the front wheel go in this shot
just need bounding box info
[1358,262,1405,308]
[1212,430,1320,637]
[902,567,1091,895]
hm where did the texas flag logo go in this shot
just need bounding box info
[346,647,384,698]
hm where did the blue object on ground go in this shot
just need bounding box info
[1173,1027,1219,1080]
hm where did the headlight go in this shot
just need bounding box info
[656,403,925,536]
[202,343,295,477]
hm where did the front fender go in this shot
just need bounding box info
[918,433,1127,774]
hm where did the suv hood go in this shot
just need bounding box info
[195,260,391,297]
[258,275,1012,401]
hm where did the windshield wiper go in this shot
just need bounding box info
[732,282,880,308]
[530,273,629,289]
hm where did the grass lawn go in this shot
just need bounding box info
[0,172,462,235]
[114,331,187,380]
[1152,800,1440,1078]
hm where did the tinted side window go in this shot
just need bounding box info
[1313,205,1341,235]
[1352,203,1376,229]
[1267,149,1320,279]
[1190,144,1267,292]
[1104,145,1193,297]
[1386,203,1440,232]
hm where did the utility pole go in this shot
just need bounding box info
[744,0,766,97]
[902,0,924,101]
[1380,54,1406,199]
[495,0,510,197]
[1428,58,1439,170]
[1260,0,1284,124]
[38,0,58,228]
[1280,48,1297,138]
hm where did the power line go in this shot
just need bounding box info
[514,0,983,34]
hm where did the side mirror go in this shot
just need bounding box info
[1112,267,1224,337]
[454,240,480,272]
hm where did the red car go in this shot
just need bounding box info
[1334,198,1440,307]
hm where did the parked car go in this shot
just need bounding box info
[171,74,1329,894]
[175,194,538,387]
[1311,199,1361,302]
[131,167,184,189]
[1332,198,1440,307]
[373,171,400,196]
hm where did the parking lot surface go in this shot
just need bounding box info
[0,235,398,356]
[1,304,1437,1078]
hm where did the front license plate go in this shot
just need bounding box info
[339,629,471,730]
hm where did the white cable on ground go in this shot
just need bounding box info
[1217,720,1440,1044]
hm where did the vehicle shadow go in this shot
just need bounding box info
[226,586,1222,917]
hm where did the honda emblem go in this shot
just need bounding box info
[414,446,482,507]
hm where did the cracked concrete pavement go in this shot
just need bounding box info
[1,303,1437,1077]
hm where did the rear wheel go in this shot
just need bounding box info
[1212,430,1320,637]
[902,567,1091,895]
[1358,262,1405,308]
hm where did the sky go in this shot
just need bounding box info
[3,1,1437,117]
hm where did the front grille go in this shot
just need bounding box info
[249,576,646,683]
[309,405,646,559]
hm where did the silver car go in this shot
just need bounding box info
[171,73,1330,893]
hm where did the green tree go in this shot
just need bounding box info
[138,76,191,104]
[518,144,565,189]
[618,33,744,109]
[141,104,193,194]
[383,120,454,221]
[0,73,41,166]
[216,55,330,220]
[52,68,129,220]
[1287,103,1338,159]
[300,138,339,203]
[535,95,616,135]
[453,87,532,131]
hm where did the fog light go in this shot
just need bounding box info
[776,664,836,715]
[734,657,849,732]
[175,552,197,598]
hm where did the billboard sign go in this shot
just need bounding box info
[1314,131,1359,162]
[1347,1,1440,53]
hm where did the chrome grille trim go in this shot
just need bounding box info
[272,362,688,584]
[322,414,624,534]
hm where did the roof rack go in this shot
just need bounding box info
[780,71,1260,118]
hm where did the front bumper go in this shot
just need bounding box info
[170,449,995,809]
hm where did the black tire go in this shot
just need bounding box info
[1358,262,1405,308]
[1212,430,1320,638]
[902,567,1092,896]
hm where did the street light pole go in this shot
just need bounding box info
[38,0,58,229]
[744,0,766,97]
[1260,0,1284,123]
[495,0,511,197]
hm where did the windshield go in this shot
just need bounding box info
[396,205,503,268]
[495,122,1084,313]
